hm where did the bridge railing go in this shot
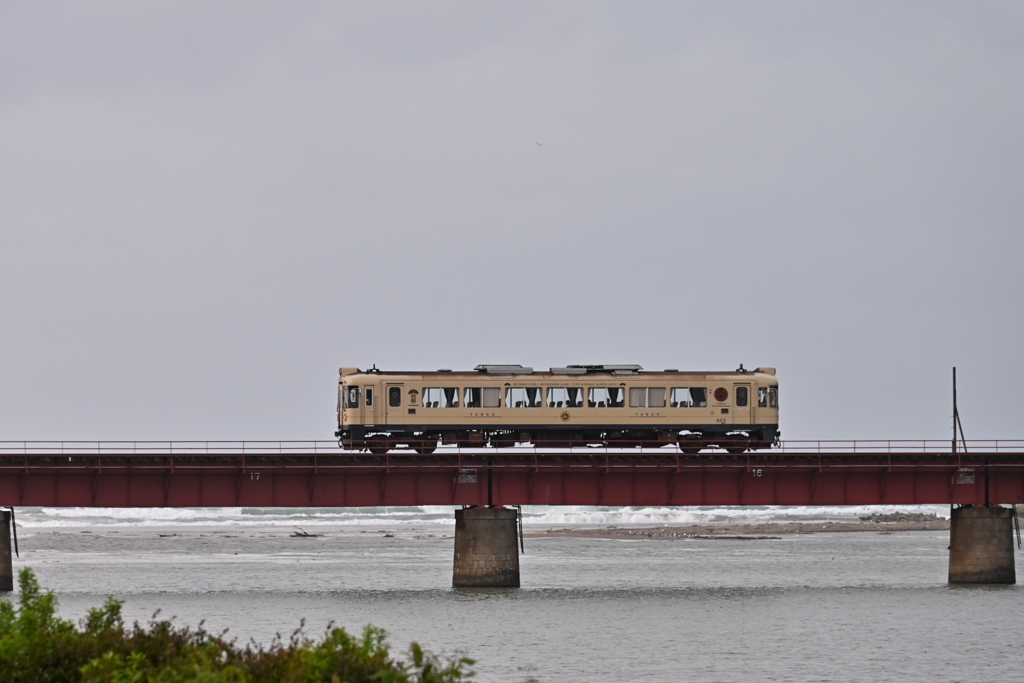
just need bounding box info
[1,439,1023,457]
[776,439,1024,454]
[0,441,342,456]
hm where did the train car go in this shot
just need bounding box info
[335,364,779,454]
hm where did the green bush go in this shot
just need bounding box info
[0,568,473,683]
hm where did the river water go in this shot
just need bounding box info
[5,505,1022,683]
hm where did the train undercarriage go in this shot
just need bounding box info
[337,427,780,455]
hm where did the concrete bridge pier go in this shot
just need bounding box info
[453,507,520,587]
[948,505,1016,584]
[1,509,13,592]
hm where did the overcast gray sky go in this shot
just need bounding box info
[2,2,1022,442]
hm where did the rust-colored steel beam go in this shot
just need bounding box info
[1,450,1022,507]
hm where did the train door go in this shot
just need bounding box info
[732,383,752,426]
[385,383,404,425]
[342,385,363,426]
[364,384,377,426]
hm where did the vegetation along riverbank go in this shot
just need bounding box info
[0,569,473,683]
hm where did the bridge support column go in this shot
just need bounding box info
[948,505,1015,584]
[1,510,12,592]
[453,507,520,588]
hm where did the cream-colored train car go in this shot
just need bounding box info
[336,364,779,454]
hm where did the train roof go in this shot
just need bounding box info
[340,365,777,378]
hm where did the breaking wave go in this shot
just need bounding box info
[11,504,951,529]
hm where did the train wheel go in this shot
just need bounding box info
[367,436,389,455]
[679,437,704,454]
[413,439,437,455]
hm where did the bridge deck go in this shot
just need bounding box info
[4,438,1023,456]
[1,440,1022,507]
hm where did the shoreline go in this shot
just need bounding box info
[14,513,954,540]
[525,519,950,540]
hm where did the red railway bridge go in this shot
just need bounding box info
[1,439,1021,589]
[1,439,1022,507]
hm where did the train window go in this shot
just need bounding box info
[343,386,360,409]
[547,387,582,408]
[422,388,440,408]
[671,387,707,408]
[769,386,778,408]
[736,386,748,407]
[670,388,688,407]
[389,387,401,407]
[588,387,624,408]
[628,387,666,408]
[466,387,502,408]
[758,387,768,407]
[649,387,666,407]
[548,387,565,407]
[506,387,543,408]
[422,387,460,408]
[483,387,501,408]
[365,388,373,407]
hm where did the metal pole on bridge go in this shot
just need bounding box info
[952,367,958,457]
